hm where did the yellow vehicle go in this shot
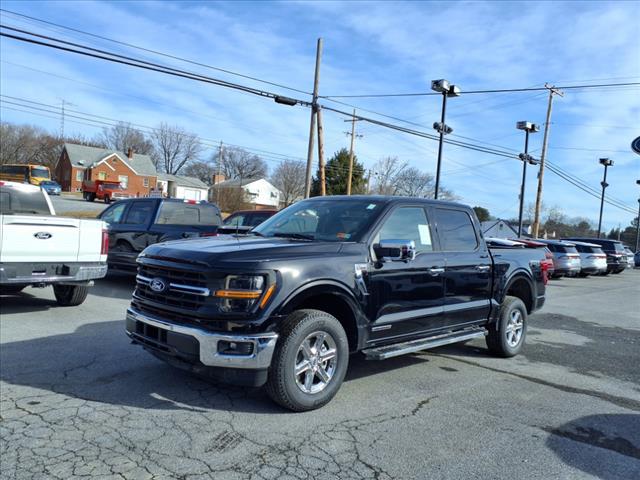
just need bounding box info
[0,164,51,185]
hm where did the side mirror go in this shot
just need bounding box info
[374,239,416,262]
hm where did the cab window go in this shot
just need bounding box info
[374,207,433,253]
[434,209,478,251]
[101,203,127,224]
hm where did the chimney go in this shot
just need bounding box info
[127,147,134,160]
[213,174,226,185]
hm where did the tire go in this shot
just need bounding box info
[104,195,111,204]
[266,309,349,412]
[89,193,96,202]
[53,284,89,306]
[0,285,26,295]
[486,296,527,358]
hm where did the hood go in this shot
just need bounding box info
[141,236,344,267]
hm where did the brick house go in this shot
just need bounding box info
[55,143,157,196]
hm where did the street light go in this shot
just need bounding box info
[431,79,461,200]
[597,157,614,238]
[515,121,540,237]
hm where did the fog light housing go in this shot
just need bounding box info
[218,340,254,355]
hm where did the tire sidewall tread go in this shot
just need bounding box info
[486,295,527,358]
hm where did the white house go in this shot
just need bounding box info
[156,173,209,201]
[213,178,280,209]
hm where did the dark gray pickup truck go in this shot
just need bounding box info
[125,196,546,411]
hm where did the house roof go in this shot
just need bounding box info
[480,219,519,235]
[64,143,156,176]
[213,177,262,188]
[157,173,209,189]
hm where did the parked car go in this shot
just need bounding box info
[217,209,278,235]
[98,198,222,270]
[509,238,555,279]
[0,181,108,305]
[534,239,581,278]
[623,247,634,269]
[635,251,640,267]
[82,179,131,204]
[569,241,608,276]
[39,180,62,196]
[563,237,627,274]
[125,195,546,411]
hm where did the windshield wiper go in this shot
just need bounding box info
[272,232,315,240]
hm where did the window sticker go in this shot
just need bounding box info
[366,204,377,210]
[418,224,432,246]
[336,232,351,240]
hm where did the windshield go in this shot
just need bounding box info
[253,199,383,242]
[102,183,123,190]
[31,167,50,179]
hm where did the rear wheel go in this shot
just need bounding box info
[486,296,527,358]
[53,284,89,306]
[88,193,96,202]
[266,309,349,412]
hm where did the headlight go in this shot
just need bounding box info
[214,275,272,313]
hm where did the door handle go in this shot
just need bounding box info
[428,267,445,275]
[476,265,491,271]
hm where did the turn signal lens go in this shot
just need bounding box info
[214,289,262,299]
[259,284,276,309]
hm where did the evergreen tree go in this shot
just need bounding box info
[311,148,366,196]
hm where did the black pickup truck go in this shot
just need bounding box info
[125,196,546,411]
[98,198,221,270]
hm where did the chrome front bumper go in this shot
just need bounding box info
[125,308,278,369]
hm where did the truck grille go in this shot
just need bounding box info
[131,300,225,331]
[135,264,208,310]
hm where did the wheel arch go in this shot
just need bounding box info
[275,281,364,352]
[503,272,535,314]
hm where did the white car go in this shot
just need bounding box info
[0,181,108,305]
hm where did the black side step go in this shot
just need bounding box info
[363,328,487,360]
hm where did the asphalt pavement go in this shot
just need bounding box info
[1,270,639,479]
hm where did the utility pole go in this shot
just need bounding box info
[317,106,326,195]
[216,141,224,205]
[304,38,323,198]
[344,109,363,195]
[532,84,563,238]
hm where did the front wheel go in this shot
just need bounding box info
[104,195,111,204]
[266,309,349,412]
[486,296,527,357]
[53,284,89,306]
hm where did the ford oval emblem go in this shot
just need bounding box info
[149,278,167,293]
[34,232,52,240]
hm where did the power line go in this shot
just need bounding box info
[0,8,312,96]
[0,25,304,104]
[321,82,640,99]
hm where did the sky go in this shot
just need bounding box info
[1,0,639,231]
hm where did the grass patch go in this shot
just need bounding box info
[57,210,101,218]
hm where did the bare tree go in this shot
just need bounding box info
[100,122,154,155]
[212,146,268,180]
[370,157,409,195]
[270,159,305,206]
[370,156,456,200]
[209,185,251,213]
[151,122,203,174]
[182,160,216,186]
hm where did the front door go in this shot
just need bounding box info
[433,207,492,329]
[366,205,446,343]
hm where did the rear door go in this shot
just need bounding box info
[433,207,492,329]
[366,205,446,342]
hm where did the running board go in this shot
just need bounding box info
[363,328,487,360]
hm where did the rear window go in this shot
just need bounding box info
[0,184,51,215]
[434,208,478,251]
[155,202,221,226]
[560,245,578,254]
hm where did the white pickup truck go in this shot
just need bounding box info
[0,181,108,306]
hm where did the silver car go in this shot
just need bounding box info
[623,247,634,269]
[572,241,608,276]
[536,240,581,277]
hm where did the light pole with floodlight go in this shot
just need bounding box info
[597,158,614,238]
[515,121,540,237]
[431,79,460,200]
